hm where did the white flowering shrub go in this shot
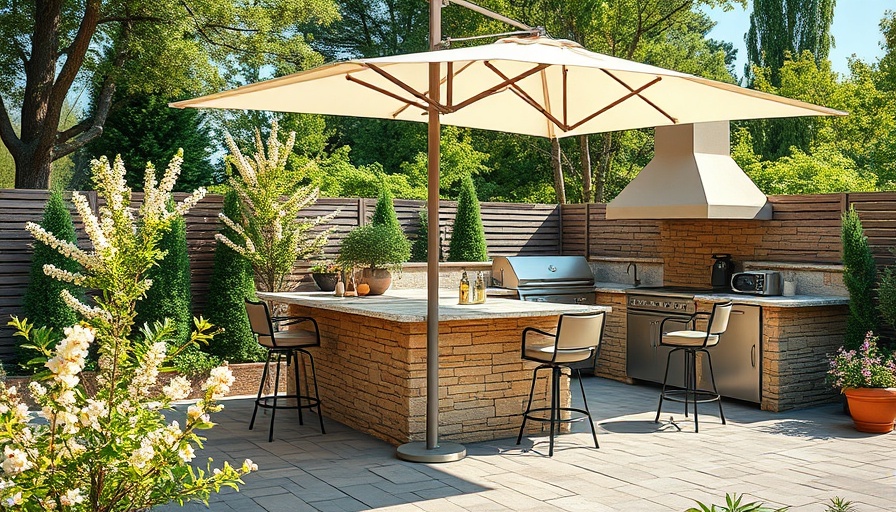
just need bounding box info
[0,152,256,510]
[218,122,336,291]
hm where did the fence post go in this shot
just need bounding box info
[585,203,591,259]
[358,197,367,226]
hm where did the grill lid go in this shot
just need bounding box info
[492,256,594,289]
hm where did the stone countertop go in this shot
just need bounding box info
[593,282,849,308]
[258,289,611,323]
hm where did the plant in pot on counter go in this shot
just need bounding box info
[338,224,410,296]
[309,260,342,292]
[828,331,896,433]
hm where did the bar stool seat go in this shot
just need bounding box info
[245,299,325,442]
[655,301,732,433]
[517,311,606,456]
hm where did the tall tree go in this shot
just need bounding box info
[745,0,836,87]
[83,93,218,192]
[0,0,339,189]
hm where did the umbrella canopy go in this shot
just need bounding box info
[172,36,845,137]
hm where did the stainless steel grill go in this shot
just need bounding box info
[491,256,596,305]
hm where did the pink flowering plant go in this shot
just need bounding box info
[828,332,896,390]
[0,152,257,510]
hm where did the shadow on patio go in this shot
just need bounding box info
[156,377,894,512]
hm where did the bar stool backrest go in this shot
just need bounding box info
[245,299,277,347]
[555,312,606,354]
[707,302,733,335]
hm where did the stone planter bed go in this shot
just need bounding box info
[4,361,277,407]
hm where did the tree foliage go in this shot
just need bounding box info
[83,94,218,192]
[20,191,81,369]
[0,0,339,189]
[206,190,264,363]
[745,0,835,87]
[448,175,488,262]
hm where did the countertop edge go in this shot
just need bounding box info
[258,291,611,322]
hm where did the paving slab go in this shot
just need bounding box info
[153,376,895,511]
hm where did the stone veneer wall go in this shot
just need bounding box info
[286,304,567,445]
[761,305,847,412]
[594,291,629,382]
[659,220,841,288]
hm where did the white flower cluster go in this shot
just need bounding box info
[1,447,31,476]
[162,376,192,402]
[61,289,112,322]
[24,222,93,269]
[45,325,94,389]
[201,366,234,400]
[41,264,85,286]
[129,438,155,470]
[59,488,84,506]
[129,342,167,398]
[78,399,107,431]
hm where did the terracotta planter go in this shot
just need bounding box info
[844,387,896,433]
[311,272,339,292]
[360,268,392,295]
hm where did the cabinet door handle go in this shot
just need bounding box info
[751,344,756,367]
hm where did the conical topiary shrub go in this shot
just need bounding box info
[448,174,487,262]
[371,185,401,231]
[410,209,429,263]
[206,190,264,362]
[842,207,878,350]
[21,190,82,368]
[135,209,192,346]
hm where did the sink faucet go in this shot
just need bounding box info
[626,262,641,287]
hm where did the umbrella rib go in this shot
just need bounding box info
[362,64,450,114]
[601,70,677,124]
[345,74,431,115]
[449,62,551,112]
[484,61,569,131]
[567,76,665,131]
[391,60,477,118]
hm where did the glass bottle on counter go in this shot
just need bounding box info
[459,270,471,304]
[474,271,486,304]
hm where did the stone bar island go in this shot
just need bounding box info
[257,289,611,445]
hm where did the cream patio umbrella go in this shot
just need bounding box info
[172,21,844,463]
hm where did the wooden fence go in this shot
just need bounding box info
[0,190,559,361]
[6,189,896,362]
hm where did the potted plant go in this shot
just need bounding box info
[338,224,410,295]
[828,332,896,433]
[309,261,341,291]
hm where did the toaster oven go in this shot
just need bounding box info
[731,271,782,295]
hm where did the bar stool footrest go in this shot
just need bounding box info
[521,406,593,424]
[660,388,721,404]
[255,394,321,411]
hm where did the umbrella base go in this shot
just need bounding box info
[396,441,466,463]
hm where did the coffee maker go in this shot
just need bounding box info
[711,254,734,290]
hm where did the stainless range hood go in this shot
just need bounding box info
[605,121,771,220]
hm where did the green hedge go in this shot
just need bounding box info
[841,208,878,349]
[205,190,265,362]
[21,191,82,368]
[135,212,192,346]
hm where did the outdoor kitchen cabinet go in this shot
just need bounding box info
[626,303,761,404]
[710,304,761,403]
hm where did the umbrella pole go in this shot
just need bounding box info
[397,0,466,463]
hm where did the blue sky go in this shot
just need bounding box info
[703,1,892,79]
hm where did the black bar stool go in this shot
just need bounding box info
[517,311,606,456]
[655,301,732,432]
[245,299,325,442]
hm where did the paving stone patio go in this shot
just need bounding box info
[156,377,895,512]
